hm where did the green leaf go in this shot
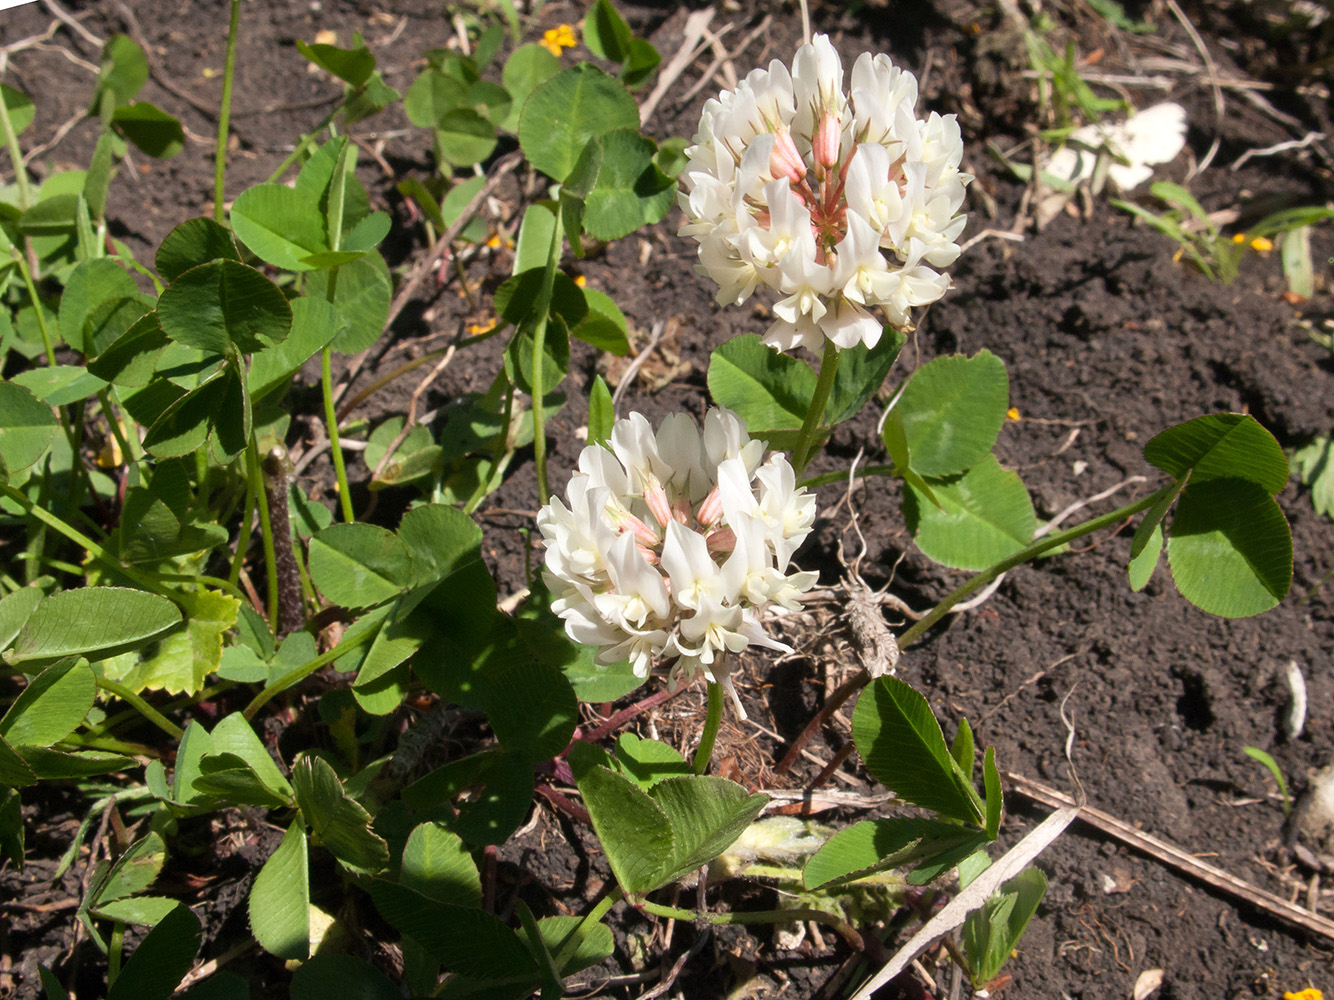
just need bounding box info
[113,103,184,158]
[248,296,342,402]
[1144,413,1288,494]
[1130,473,1189,559]
[904,455,1035,570]
[11,365,107,406]
[291,755,389,871]
[157,259,292,354]
[536,915,614,976]
[1166,478,1291,617]
[853,676,983,823]
[0,736,37,786]
[291,955,398,1000]
[0,587,42,654]
[583,0,632,62]
[468,80,512,128]
[826,329,907,425]
[296,39,375,86]
[621,38,661,88]
[105,904,200,1000]
[83,295,156,360]
[0,658,94,748]
[894,351,1009,478]
[120,589,239,695]
[141,370,225,459]
[612,733,690,789]
[802,817,989,890]
[193,754,291,809]
[1128,521,1163,591]
[210,712,293,798]
[582,130,674,240]
[570,288,630,355]
[707,334,816,443]
[92,35,149,110]
[92,831,165,905]
[88,313,169,388]
[59,258,138,349]
[17,193,78,237]
[982,747,1002,840]
[397,503,485,587]
[577,765,675,894]
[0,382,57,474]
[19,746,131,781]
[308,251,392,354]
[249,820,310,961]
[402,822,482,908]
[230,184,328,272]
[649,775,769,886]
[519,65,640,181]
[436,109,497,167]
[156,218,240,283]
[587,376,614,447]
[560,645,642,703]
[368,879,538,979]
[950,717,975,782]
[485,658,578,760]
[1293,436,1334,516]
[1,84,34,135]
[91,895,179,927]
[961,867,1047,988]
[500,44,561,133]
[404,69,468,128]
[6,588,181,667]
[308,523,413,608]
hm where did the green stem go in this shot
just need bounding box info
[246,437,280,630]
[155,573,249,604]
[800,463,895,491]
[0,485,168,596]
[530,218,564,503]
[14,249,56,365]
[792,339,840,476]
[243,624,377,720]
[639,899,865,952]
[323,343,355,522]
[0,80,32,209]
[213,0,242,222]
[228,468,258,586]
[95,677,184,740]
[693,681,723,775]
[107,921,125,987]
[895,483,1173,650]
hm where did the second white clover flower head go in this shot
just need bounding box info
[679,34,971,354]
[537,407,818,713]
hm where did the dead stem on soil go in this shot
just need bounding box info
[1004,771,1334,942]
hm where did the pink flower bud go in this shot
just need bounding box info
[643,476,674,529]
[617,512,661,548]
[813,110,842,171]
[695,487,723,527]
[672,493,693,525]
[769,129,807,185]
[706,528,737,554]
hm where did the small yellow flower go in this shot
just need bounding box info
[1249,236,1273,252]
[1006,407,1021,421]
[540,23,577,57]
[1284,990,1323,1000]
[573,274,587,288]
[467,317,498,337]
[1232,232,1247,244]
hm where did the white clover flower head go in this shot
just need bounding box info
[679,34,971,353]
[537,407,819,714]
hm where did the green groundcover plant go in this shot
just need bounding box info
[0,3,1293,998]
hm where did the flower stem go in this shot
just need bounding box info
[693,681,724,775]
[792,339,840,476]
[552,887,622,971]
[246,436,280,630]
[213,0,242,222]
[13,249,55,365]
[95,677,184,740]
[530,216,564,503]
[639,899,865,952]
[0,81,32,210]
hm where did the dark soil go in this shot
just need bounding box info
[3,0,1334,998]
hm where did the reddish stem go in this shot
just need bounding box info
[774,668,869,775]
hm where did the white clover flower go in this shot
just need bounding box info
[537,407,818,713]
[679,34,971,353]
